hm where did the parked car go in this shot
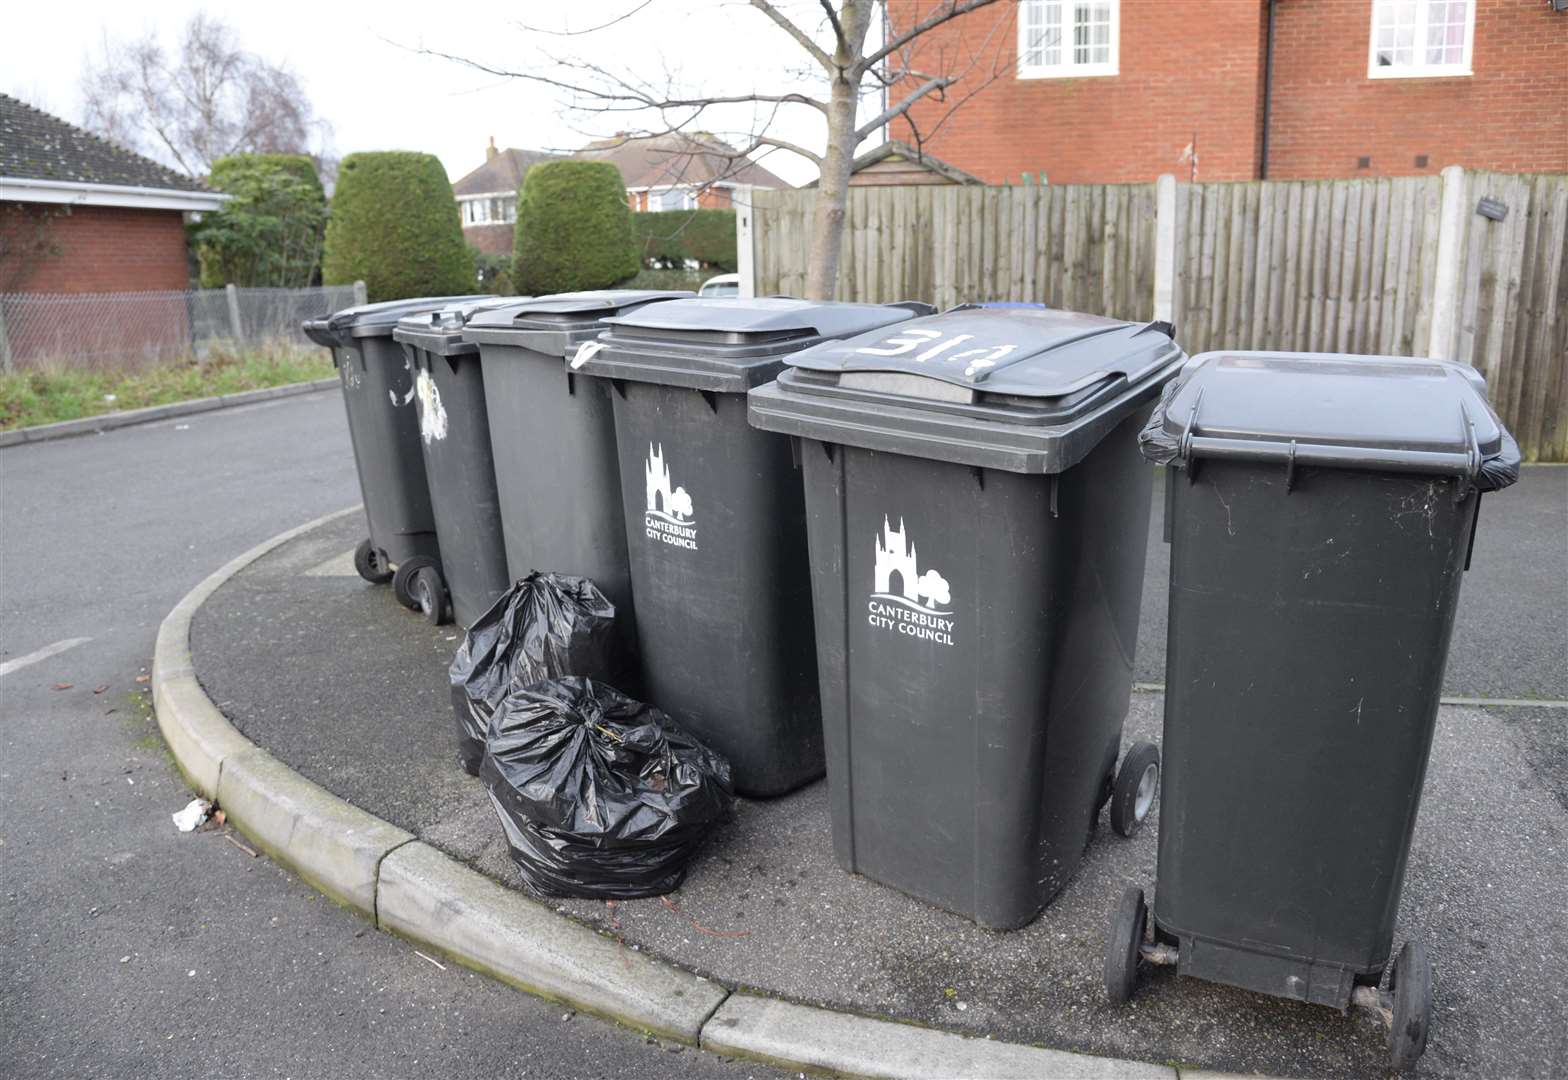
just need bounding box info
[698,273,740,298]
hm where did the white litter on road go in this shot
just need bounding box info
[172,799,211,832]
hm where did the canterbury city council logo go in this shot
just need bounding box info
[644,443,698,551]
[868,517,954,646]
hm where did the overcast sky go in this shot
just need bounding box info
[4,1,873,188]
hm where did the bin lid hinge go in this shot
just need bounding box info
[1180,388,1205,484]
[1457,400,1480,502]
[1284,439,1298,493]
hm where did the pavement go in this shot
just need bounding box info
[0,389,783,1080]
[189,468,1568,1079]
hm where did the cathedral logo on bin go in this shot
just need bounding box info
[868,517,954,646]
[644,443,698,551]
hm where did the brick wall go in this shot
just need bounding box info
[463,223,514,257]
[1266,0,1568,178]
[890,0,1268,184]
[1,202,191,294]
[888,0,1566,184]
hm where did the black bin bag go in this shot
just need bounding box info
[447,572,616,774]
[479,677,734,899]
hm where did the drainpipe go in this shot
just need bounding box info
[1260,0,1277,179]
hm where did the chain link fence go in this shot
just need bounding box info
[0,284,364,372]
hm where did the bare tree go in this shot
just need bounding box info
[81,14,331,179]
[424,1,1012,299]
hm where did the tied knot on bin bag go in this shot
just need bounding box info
[479,677,735,899]
[448,572,617,775]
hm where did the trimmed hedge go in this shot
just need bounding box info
[631,209,736,271]
[210,153,323,197]
[195,154,326,288]
[514,160,639,295]
[322,152,473,301]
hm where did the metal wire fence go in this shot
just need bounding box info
[0,283,363,372]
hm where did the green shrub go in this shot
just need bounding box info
[631,209,736,271]
[513,160,639,295]
[472,248,515,294]
[194,154,326,288]
[322,152,473,301]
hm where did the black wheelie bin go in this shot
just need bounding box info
[303,295,483,608]
[392,296,526,627]
[463,290,691,681]
[576,297,924,797]
[748,306,1185,928]
[1105,351,1521,1073]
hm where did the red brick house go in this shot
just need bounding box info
[0,93,227,294]
[451,138,564,257]
[573,132,790,210]
[888,0,1568,184]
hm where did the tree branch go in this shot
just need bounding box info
[858,0,1007,75]
[855,75,950,140]
[737,133,824,167]
[818,0,848,54]
[750,0,833,70]
[413,45,830,114]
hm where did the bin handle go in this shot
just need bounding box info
[1184,436,1478,479]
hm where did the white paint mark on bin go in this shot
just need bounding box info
[415,368,447,443]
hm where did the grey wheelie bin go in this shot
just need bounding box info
[463,290,691,681]
[1105,351,1521,1073]
[392,296,525,627]
[748,306,1185,928]
[576,297,923,797]
[303,295,482,607]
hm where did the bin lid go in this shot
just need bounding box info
[747,306,1184,473]
[302,295,489,347]
[392,296,533,356]
[576,297,921,393]
[1138,351,1521,490]
[462,289,693,357]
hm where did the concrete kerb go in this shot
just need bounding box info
[0,377,339,449]
[152,510,1272,1078]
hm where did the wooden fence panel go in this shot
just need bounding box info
[752,173,1565,459]
[1442,171,1568,461]
[1169,176,1446,358]
[752,183,1156,320]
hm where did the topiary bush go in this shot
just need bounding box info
[631,209,737,271]
[322,152,473,301]
[513,160,639,295]
[195,154,327,288]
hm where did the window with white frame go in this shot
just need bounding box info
[1017,1,1118,79]
[653,187,697,212]
[1369,0,1474,78]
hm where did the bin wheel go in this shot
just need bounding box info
[392,556,438,611]
[353,539,393,585]
[1389,940,1432,1072]
[412,566,450,626]
[1110,742,1160,838]
[1104,885,1147,1005]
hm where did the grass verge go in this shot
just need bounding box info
[0,344,335,431]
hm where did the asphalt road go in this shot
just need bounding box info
[0,391,779,1080]
[198,511,1568,1080]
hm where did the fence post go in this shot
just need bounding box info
[1427,165,1467,359]
[1153,174,1177,325]
[734,185,756,299]
[0,301,12,373]
[353,280,368,306]
[225,283,244,342]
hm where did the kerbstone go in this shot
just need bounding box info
[700,994,1177,1080]
[376,841,728,1044]
[217,747,412,916]
[153,672,254,797]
